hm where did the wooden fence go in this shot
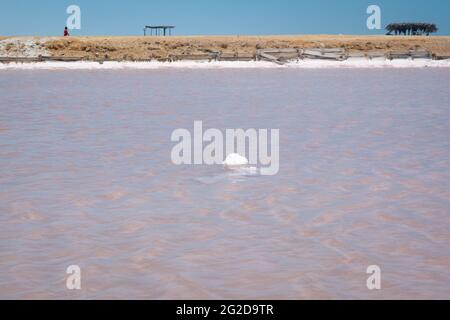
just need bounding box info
[1,47,447,64]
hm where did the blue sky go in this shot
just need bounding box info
[1,0,449,36]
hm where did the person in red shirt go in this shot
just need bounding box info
[64,27,70,37]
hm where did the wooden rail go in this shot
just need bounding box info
[0,56,85,63]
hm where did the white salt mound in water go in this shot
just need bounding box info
[223,154,249,166]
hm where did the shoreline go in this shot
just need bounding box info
[1,35,450,65]
[1,58,450,70]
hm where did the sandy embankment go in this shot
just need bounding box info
[1,35,450,61]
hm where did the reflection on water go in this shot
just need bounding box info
[0,69,449,299]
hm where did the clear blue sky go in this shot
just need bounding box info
[1,0,449,36]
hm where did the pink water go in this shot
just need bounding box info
[0,68,449,299]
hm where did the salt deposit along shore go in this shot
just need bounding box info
[1,59,450,70]
[1,35,450,66]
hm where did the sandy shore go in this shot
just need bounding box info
[1,35,450,61]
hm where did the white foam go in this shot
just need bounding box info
[223,154,249,166]
[1,58,450,70]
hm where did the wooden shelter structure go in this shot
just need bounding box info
[143,25,175,36]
